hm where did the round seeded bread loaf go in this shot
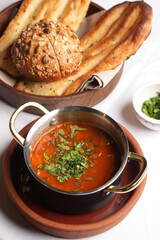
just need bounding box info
[11,19,82,82]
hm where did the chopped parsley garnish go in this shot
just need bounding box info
[51,137,55,146]
[36,164,44,169]
[72,188,80,192]
[44,151,50,161]
[142,92,160,120]
[70,124,87,138]
[85,177,93,181]
[39,142,90,183]
[58,129,65,135]
[37,124,93,184]
[31,122,116,193]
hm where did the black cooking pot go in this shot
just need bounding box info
[9,102,147,214]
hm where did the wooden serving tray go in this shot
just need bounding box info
[0,1,124,114]
[3,120,146,238]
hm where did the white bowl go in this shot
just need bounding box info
[133,81,160,131]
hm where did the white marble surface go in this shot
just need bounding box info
[0,0,160,239]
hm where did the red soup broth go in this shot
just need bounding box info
[30,122,122,192]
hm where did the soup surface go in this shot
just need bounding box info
[30,122,121,192]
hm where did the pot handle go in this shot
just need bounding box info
[9,102,49,147]
[103,152,147,195]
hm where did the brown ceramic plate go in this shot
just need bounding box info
[0,1,124,115]
[3,120,147,238]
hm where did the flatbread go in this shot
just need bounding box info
[15,1,152,96]
[0,0,90,76]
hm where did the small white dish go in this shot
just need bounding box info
[133,81,160,131]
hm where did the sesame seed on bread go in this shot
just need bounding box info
[11,19,82,82]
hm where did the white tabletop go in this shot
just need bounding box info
[0,0,160,239]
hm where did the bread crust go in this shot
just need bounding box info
[0,0,90,76]
[80,1,130,53]
[60,0,91,31]
[11,20,82,82]
[64,1,153,95]
[0,1,152,95]
[16,1,152,96]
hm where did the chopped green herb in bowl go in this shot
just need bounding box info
[142,92,160,120]
[133,81,160,130]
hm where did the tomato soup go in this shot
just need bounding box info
[30,122,121,192]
